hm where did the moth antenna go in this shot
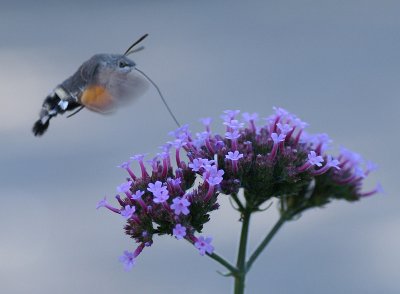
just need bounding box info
[66,105,85,118]
[124,34,149,56]
[135,67,180,127]
[128,46,145,54]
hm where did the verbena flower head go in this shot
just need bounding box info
[170,107,380,217]
[98,146,222,269]
[98,107,380,270]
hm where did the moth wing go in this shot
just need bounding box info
[106,70,149,106]
[79,57,99,83]
[81,69,149,114]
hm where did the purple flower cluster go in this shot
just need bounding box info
[98,107,380,270]
[98,144,223,270]
[182,108,380,216]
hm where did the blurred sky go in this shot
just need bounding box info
[1,1,399,293]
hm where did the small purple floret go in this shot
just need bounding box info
[226,151,244,161]
[120,205,136,219]
[117,181,133,193]
[170,197,191,215]
[194,236,214,256]
[132,190,145,200]
[173,224,187,240]
[119,250,136,271]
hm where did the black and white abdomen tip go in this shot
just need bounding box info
[32,89,80,136]
[32,116,51,136]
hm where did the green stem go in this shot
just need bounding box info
[185,238,237,275]
[246,214,287,273]
[234,209,251,294]
[207,252,238,275]
[231,193,245,211]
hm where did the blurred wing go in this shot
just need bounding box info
[106,70,149,105]
[80,70,149,114]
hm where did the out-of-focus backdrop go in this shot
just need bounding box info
[1,1,399,293]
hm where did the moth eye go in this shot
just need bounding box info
[119,61,127,68]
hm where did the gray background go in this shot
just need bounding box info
[1,1,399,293]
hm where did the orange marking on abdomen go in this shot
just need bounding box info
[80,85,114,112]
